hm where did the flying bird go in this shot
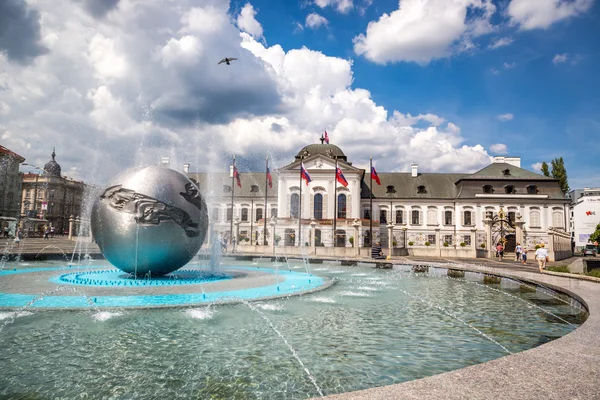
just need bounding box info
[218,57,238,65]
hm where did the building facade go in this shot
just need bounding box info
[19,150,88,235]
[0,145,25,234]
[189,142,572,260]
[568,187,600,251]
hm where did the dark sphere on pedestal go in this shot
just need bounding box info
[91,166,208,276]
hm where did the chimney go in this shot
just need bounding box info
[411,163,418,178]
[160,157,170,167]
[183,163,190,174]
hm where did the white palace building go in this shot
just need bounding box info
[188,141,572,261]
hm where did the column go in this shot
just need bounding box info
[435,227,441,256]
[483,217,493,258]
[352,218,360,257]
[515,220,525,247]
[387,222,395,257]
[310,218,317,255]
[470,228,477,257]
[68,215,74,240]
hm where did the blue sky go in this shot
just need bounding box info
[1,0,598,188]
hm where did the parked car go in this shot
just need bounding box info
[583,244,597,257]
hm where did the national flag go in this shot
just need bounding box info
[324,130,330,144]
[300,162,312,186]
[336,167,348,187]
[266,165,273,189]
[371,165,381,185]
[233,165,242,188]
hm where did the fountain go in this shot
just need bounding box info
[0,164,590,399]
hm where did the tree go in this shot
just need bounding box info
[540,162,550,177]
[550,157,570,193]
[590,223,600,246]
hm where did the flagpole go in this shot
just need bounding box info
[230,155,235,245]
[264,156,268,246]
[333,156,337,247]
[369,156,373,248]
[299,156,303,247]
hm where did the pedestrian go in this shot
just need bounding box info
[232,237,237,253]
[44,227,50,240]
[3,226,8,238]
[14,228,21,246]
[496,242,504,261]
[521,247,528,264]
[515,243,522,261]
[50,226,55,238]
[371,241,385,259]
[535,243,549,273]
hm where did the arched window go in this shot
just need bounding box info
[463,210,472,226]
[427,209,437,225]
[395,210,404,224]
[530,209,540,227]
[226,208,233,222]
[380,209,387,223]
[508,211,516,225]
[256,208,263,222]
[337,193,347,218]
[444,210,453,225]
[552,210,564,228]
[411,210,420,225]
[241,208,248,221]
[290,194,299,218]
[271,208,278,218]
[314,193,323,219]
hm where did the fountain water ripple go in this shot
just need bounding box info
[443,275,575,326]
[398,288,512,355]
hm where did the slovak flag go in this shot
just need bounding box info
[233,165,242,188]
[336,167,348,187]
[324,130,330,144]
[300,162,312,186]
[371,165,381,185]
[266,165,273,189]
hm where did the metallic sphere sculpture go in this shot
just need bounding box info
[91,166,208,276]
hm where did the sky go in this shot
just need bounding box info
[1,0,599,189]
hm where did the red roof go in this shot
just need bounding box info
[0,145,25,162]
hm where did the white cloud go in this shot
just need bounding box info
[503,62,516,69]
[353,0,496,64]
[0,0,496,184]
[553,53,568,64]
[489,37,513,49]
[532,162,543,172]
[314,0,353,14]
[508,0,594,30]
[497,113,514,121]
[236,3,263,39]
[305,13,329,29]
[489,143,508,154]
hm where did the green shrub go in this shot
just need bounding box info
[424,241,430,246]
[480,243,486,248]
[443,242,449,247]
[586,269,600,278]
[460,242,466,247]
[408,241,414,246]
[535,244,541,250]
[547,266,569,273]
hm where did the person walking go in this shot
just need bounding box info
[521,246,528,264]
[515,243,522,261]
[496,242,504,261]
[371,241,385,259]
[535,243,549,273]
[14,228,22,246]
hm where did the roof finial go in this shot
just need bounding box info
[319,134,325,144]
[51,147,56,161]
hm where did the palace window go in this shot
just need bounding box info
[314,193,323,219]
[552,210,564,228]
[463,235,471,246]
[444,210,453,225]
[505,185,515,194]
[250,185,259,192]
[337,194,347,218]
[508,212,516,225]
[502,168,511,176]
[483,185,494,194]
[427,234,436,244]
[411,210,420,225]
[530,209,540,228]
[226,208,233,222]
[444,235,453,245]
[527,185,538,194]
[256,208,263,222]
[427,209,437,225]
[271,208,278,218]
[364,209,371,220]
[463,210,472,226]
[380,209,387,223]
[395,210,403,224]
[417,185,426,194]
[241,208,249,222]
[386,185,396,193]
[290,194,299,218]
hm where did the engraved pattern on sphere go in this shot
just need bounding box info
[91,166,208,276]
